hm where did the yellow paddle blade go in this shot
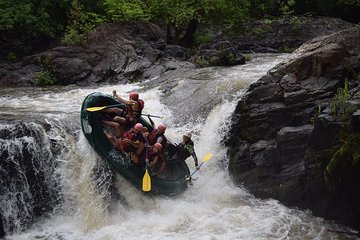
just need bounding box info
[202,153,213,162]
[142,169,151,192]
[86,106,107,112]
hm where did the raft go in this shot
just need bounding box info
[80,92,190,196]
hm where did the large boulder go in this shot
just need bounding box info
[225,26,360,230]
[0,21,195,87]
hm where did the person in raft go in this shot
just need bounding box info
[104,123,146,164]
[146,116,168,150]
[143,142,165,174]
[102,90,145,137]
[113,90,144,127]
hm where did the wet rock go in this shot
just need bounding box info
[0,22,194,86]
[232,16,354,53]
[0,213,4,238]
[198,40,246,66]
[351,110,360,132]
[225,26,360,230]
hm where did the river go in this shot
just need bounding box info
[0,54,355,239]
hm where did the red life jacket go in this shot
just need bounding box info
[142,148,163,164]
[148,129,167,145]
[117,129,136,151]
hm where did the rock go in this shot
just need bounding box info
[0,22,194,86]
[198,40,246,66]
[351,110,360,132]
[225,26,360,231]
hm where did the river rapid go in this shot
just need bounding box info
[0,54,355,240]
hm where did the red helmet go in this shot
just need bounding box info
[158,123,167,132]
[134,123,143,132]
[129,91,139,100]
[154,143,162,151]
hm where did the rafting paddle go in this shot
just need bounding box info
[86,104,124,112]
[142,138,151,192]
[141,114,163,119]
[186,153,213,181]
[86,105,163,119]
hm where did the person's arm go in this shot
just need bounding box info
[156,136,164,144]
[113,90,136,105]
[192,151,199,169]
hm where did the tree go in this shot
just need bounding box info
[0,0,69,55]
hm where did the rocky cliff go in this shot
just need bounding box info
[225,26,360,231]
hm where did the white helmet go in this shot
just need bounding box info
[183,132,192,139]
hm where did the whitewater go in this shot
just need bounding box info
[1,54,352,239]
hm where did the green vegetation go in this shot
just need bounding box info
[36,70,57,85]
[278,45,297,53]
[1,0,359,56]
[324,133,360,193]
[310,105,322,125]
[62,0,104,45]
[7,52,16,61]
[315,81,360,193]
[194,55,210,67]
[330,79,350,116]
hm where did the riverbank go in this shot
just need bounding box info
[0,16,354,87]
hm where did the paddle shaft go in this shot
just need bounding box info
[142,114,163,119]
[189,162,204,178]
[142,137,151,192]
[186,154,213,181]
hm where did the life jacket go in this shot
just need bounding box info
[177,139,194,159]
[126,99,144,118]
[118,129,145,152]
[148,129,167,145]
[146,148,164,165]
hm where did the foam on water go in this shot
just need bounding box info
[3,54,350,239]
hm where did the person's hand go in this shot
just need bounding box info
[122,138,130,143]
[112,90,117,97]
[196,165,200,170]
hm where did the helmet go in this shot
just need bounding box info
[134,123,143,132]
[183,132,192,139]
[129,91,139,100]
[154,143,162,151]
[158,123,167,132]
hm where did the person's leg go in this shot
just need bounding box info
[113,116,126,125]
[129,152,139,164]
[102,108,123,115]
[158,161,165,173]
[104,131,117,147]
[102,120,124,137]
[136,142,145,156]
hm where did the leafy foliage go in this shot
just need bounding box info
[330,80,350,116]
[324,133,360,193]
[0,0,68,53]
[1,0,359,55]
[104,0,151,22]
[62,0,105,45]
[36,70,57,85]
